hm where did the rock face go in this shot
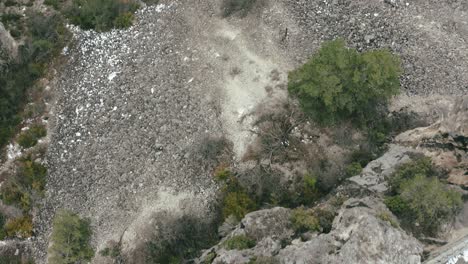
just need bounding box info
[396,95,468,187]
[199,199,423,264]
[348,144,417,193]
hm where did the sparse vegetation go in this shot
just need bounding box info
[216,169,257,221]
[66,0,140,31]
[0,156,47,211]
[288,39,402,126]
[0,11,66,149]
[222,235,256,250]
[385,157,463,236]
[221,0,257,17]
[290,207,335,234]
[345,162,362,177]
[4,215,33,238]
[377,212,399,228]
[147,216,218,264]
[17,124,47,149]
[48,210,94,264]
[290,207,320,233]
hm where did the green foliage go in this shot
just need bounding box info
[17,124,47,149]
[213,166,231,182]
[269,173,322,208]
[288,39,402,125]
[66,0,139,31]
[147,216,218,264]
[345,162,362,177]
[222,235,256,250]
[223,191,256,221]
[5,215,33,238]
[48,210,94,264]
[217,170,257,221]
[221,0,257,17]
[114,12,134,29]
[17,158,47,192]
[0,12,66,149]
[385,158,463,236]
[290,207,320,234]
[388,157,434,194]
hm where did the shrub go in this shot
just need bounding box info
[345,162,362,177]
[385,158,463,236]
[99,245,120,258]
[48,210,94,264]
[221,0,257,17]
[288,39,402,125]
[213,165,231,182]
[216,169,257,221]
[66,0,139,31]
[5,215,33,238]
[290,207,320,234]
[222,235,256,250]
[387,157,434,194]
[0,183,31,211]
[223,190,256,221]
[17,158,47,193]
[17,124,47,149]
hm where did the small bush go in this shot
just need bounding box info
[345,162,362,177]
[388,157,434,194]
[288,39,402,125]
[0,183,31,211]
[213,165,231,182]
[221,0,257,17]
[17,158,47,193]
[290,207,320,234]
[223,190,256,221]
[48,210,94,264]
[5,215,33,238]
[216,169,257,221]
[17,124,47,149]
[385,158,463,236]
[223,235,256,250]
[66,0,139,31]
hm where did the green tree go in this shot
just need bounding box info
[288,39,402,124]
[48,210,94,264]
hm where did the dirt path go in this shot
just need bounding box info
[182,1,294,159]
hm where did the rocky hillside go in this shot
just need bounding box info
[0,0,467,263]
